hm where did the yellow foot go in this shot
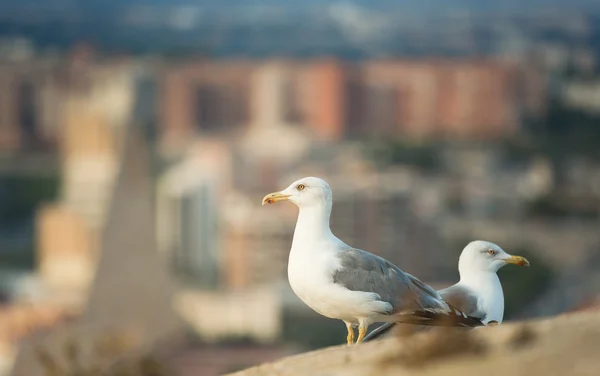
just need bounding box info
[346,322,355,345]
[356,326,367,343]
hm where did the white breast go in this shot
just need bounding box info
[287,244,342,318]
[469,273,505,324]
[287,242,389,324]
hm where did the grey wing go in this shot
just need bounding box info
[332,248,448,315]
[364,284,485,342]
[438,284,486,320]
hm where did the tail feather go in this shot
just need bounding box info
[363,310,485,342]
[363,322,395,342]
[396,309,485,327]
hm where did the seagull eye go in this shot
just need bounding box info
[487,250,497,256]
[297,184,306,191]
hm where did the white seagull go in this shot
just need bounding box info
[262,177,513,344]
[364,240,530,342]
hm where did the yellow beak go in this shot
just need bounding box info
[504,255,530,266]
[262,191,291,205]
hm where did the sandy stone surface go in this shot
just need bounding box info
[227,310,600,376]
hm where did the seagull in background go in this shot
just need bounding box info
[364,240,530,342]
[262,177,492,345]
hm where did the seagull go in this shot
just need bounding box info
[363,240,530,342]
[262,177,491,345]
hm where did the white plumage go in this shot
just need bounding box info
[364,240,530,341]
[263,177,494,344]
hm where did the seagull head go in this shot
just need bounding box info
[262,177,332,209]
[458,240,530,274]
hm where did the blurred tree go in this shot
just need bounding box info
[362,138,441,171]
[0,172,60,269]
[497,138,542,165]
[0,246,36,269]
[541,98,600,161]
[498,246,556,319]
[281,308,347,349]
[525,195,599,220]
[0,173,60,224]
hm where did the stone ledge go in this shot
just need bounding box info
[227,310,600,376]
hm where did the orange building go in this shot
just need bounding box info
[160,60,255,146]
[302,59,347,141]
[160,59,350,145]
[363,59,526,140]
[158,57,546,145]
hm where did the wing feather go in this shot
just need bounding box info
[332,248,449,315]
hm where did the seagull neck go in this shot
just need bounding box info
[293,204,334,245]
[459,269,501,291]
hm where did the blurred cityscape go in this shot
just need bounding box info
[1,1,600,375]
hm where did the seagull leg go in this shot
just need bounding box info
[345,321,355,345]
[356,321,369,343]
